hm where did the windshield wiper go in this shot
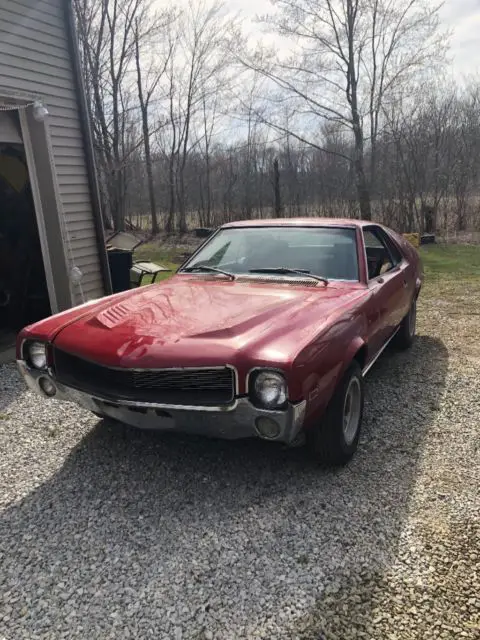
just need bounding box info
[249,267,328,285]
[182,265,236,281]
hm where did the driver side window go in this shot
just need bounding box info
[363,228,400,280]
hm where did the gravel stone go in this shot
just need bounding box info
[1,286,479,639]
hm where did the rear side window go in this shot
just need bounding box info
[363,226,403,280]
[382,233,403,264]
[363,230,384,249]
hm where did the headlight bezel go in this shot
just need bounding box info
[24,340,48,370]
[249,368,288,410]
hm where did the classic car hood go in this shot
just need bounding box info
[51,277,367,368]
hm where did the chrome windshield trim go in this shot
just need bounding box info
[178,225,361,282]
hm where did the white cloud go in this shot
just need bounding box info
[152,0,480,77]
[234,0,480,77]
[440,0,480,77]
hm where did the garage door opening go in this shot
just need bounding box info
[0,111,51,352]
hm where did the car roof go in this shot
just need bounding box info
[220,217,375,229]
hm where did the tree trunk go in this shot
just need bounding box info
[205,148,212,227]
[134,26,158,236]
[178,171,188,233]
[350,92,372,220]
[353,154,372,220]
[111,167,125,231]
[166,154,175,233]
[144,129,158,235]
[273,158,282,216]
[346,0,372,221]
[166,107,176,233]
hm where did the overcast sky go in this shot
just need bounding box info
[439,0,480,77]
[226,0,480,79]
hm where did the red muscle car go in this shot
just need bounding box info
[16,219,423,465]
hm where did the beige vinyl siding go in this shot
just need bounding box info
[0,0,104,303]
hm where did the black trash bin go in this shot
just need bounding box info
[107,248,133,293]
[195,227,214,238]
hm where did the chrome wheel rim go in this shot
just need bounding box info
[408,300,417,337]
[343,377,362,446]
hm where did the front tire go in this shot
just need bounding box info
[306,361,365,466]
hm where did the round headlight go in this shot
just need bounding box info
[28,342,47,369]
[252,371,287,409]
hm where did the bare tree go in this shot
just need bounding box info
[272,157,282,215]
[160,0,237,232]
[75,0,480,236]
[74,0,166,230]
[198,91,220,226]
[236,0,448,219]
[134,11,175,234]
[74,0,114,227]
[449,86,480,231]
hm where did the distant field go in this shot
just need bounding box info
[134,240,480,285]
[126,196,480,236]
[420,244,480,280]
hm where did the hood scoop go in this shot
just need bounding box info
[96,302,132,329]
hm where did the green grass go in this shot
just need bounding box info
[418,244,480,315]
[135,244,180,267]
[133,244,180,285]
[133,241,480,287]
[419,244,480,280]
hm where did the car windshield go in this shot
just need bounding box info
[180,226,359,282]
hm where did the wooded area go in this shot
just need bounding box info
[73,0,480,235]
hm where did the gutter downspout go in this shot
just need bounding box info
[63,0,113,296]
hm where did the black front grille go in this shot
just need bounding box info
[52,348,235,406]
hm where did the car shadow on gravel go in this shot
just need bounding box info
[0,364,22,415]
[0,335,448,639]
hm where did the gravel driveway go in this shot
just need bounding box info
[1,287,479,640]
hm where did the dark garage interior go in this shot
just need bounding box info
[0,131,51,352]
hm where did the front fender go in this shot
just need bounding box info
[296,332,367,429]
[341,336,367,377]
[312,335,366,414]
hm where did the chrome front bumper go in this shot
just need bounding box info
[17,361,306,444]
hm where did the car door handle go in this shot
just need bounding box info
[403,280,408,288]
